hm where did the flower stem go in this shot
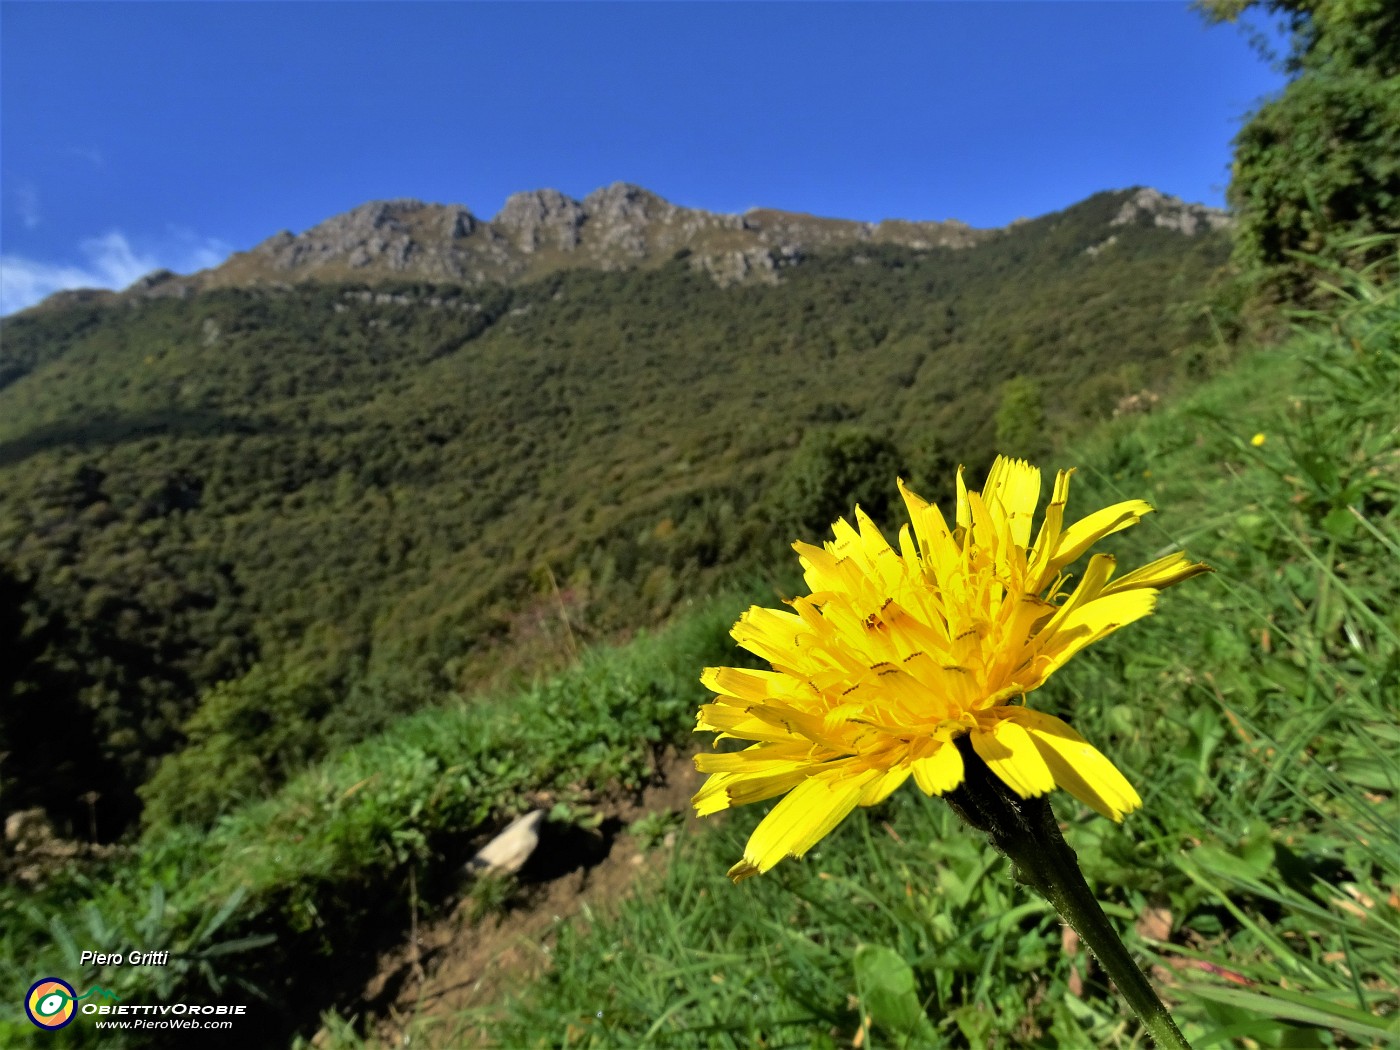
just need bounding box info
[944,739,1193,1050]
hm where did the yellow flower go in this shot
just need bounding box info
[1251,433,1267,447]
[693,456,1209,881]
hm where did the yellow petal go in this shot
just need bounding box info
[854,505,893,556]
[981,456,1041,548]
[829,516,863,559]
[911,741,965,795]
[1053,588,1158,643]
[896,477,928,519]
[899,478,948,569]
[1038,553,1118,636]
[858,764,912,806]
[1001,593,1058,655]
[1044,499,1153,578]
[730,772,869,880]
[972,719,1054,798]
[736,701,850,751]
[730,605,807,665]
[693,772,741,816]
[1100,551,1213,596]
[694,742,812,775]
[794,540,845,591]
[694,703,808,745]
[955,464,971,531]
[692,766,812,816]
[1033,589,1159,679]
[1008,707,1141,820]
[701,666,786,703]
[1027,469,1074,589]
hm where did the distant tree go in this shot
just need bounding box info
[767,427,905,539]
[1198,0,1400,300]
[995,376,1050,461]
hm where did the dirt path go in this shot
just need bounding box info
[326,750,705,1048]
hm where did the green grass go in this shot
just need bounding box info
[318,259,1398,1048]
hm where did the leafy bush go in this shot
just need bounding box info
[1230,70,1400,297]
[765,426,906,539]
[994,374,1050,461]
[1203,0,1400,302]
[139,661,340,831]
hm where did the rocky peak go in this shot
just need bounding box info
[134,184,1002,297]
[1111,187,1231,236]
[236,199,489,277]
[584,183,683,258]
[360,198,427,226]
[254,230,297,252]
[582,182,675,226]
[494,189,586,252]
[494,183,743,262]
[309,199,427,241]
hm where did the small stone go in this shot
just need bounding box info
[465,809,545,877]
[4,808,54,852]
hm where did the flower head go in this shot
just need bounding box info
[694,456,1209,881]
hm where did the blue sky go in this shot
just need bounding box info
[1,2,1288,315]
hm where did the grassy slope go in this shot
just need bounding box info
[324,269,1398,1048]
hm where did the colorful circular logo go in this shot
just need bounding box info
[25,977,77,1030]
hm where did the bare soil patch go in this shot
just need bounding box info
[327,750,704,1048]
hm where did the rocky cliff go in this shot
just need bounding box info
[41,183,1231,308]
[189,181,995,295]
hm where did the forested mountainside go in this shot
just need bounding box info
[0,186,1230,839]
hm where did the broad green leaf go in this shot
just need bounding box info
[854,943,938,1046]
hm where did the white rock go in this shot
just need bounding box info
[465,809,545,877]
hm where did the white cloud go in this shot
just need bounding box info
[15,183,42,229]
[81,232,163,288]
[0,230,232,316]
[164,225,233,271]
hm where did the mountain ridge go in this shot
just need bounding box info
[23,183,1229,313]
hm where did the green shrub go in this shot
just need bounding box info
[994,374,1051,461]
[138,661,338,831]
[765,426,906,539]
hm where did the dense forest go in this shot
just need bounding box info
[1,188,1230,841]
